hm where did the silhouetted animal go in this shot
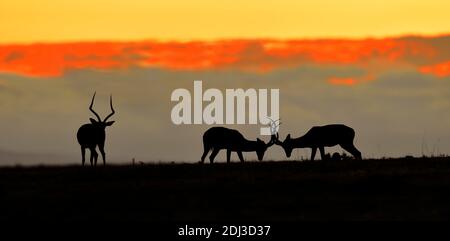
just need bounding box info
[273,124,362,161]
[200,127,276,163]
[77,92,116,166]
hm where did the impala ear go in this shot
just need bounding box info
[89,118,98,124]
[105,121,115,126]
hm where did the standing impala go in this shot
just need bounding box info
[273,124,362,161]
[77,92,116,166]
[200,127,276,163]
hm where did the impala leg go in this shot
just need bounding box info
[94,150,98,166]
[237,151,244,162]
[226,150,231,163]
[319,146,326,160]
[209,148,220,164]
[99,143,106,166]
[90,147,98,166]
[89,148,94,166]
[310,148,317,161]
[200,145,210,164]
[81,147,86,166]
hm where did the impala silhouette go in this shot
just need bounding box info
[200,127,276,163]
[77,92,116,166]
[272,124,362,161]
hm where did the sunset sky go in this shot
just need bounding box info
[0,0,449,165]
[1,0,450,42]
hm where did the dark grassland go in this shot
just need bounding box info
[1,157,450,223]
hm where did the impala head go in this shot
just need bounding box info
[255,137,277,161]
[271,133,294,158]
[255,118,282,161]
[88,92,116,129]
[266,117,296,157]
[281,134,294,157]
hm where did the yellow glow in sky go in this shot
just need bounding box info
[0,0,449,43]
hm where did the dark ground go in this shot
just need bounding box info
[1,157,450,224]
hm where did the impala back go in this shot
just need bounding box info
[303,124,355,147]
[203,127,247,151]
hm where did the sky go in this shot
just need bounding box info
[1,0,450,42]
[0,0,449,165]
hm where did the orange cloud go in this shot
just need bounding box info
[0,42,141,77]
[328,73,375,86]
[0,36,448,81]
[264,39,417,63]
[419,61,450,77]
[328,77,357,86]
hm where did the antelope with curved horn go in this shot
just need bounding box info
[77,92,116,166]
[272,124,362,161]
[200,119,280,163]
[200,127,277,164]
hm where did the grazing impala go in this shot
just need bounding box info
[200,127,276,163]
[77,92,116,166]
[273,124,362,161]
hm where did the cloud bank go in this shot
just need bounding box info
[0,36,449,165]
